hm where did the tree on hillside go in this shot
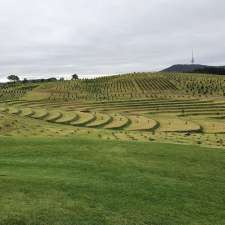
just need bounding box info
[22,78,28,83]
[7,75,20,82]
[72,74,79,80]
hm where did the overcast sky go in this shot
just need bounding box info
[0,0,225,81]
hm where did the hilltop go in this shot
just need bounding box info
[162,64,225,75]
[162,64,207,72]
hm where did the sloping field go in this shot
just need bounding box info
[0,137,224,225]
[1,72,225,225]
[2,72,225,103]
[22,73,181,102]
[1,72,225,140]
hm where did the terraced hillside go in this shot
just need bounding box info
[1,72,225,148]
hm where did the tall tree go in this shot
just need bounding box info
[72,74,79,80]
[7,75,20,82]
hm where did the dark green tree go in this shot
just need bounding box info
[72,74,79,80]
[7,75,20,82]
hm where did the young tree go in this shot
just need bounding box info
[7,75,20,82]
[72,74,79,80]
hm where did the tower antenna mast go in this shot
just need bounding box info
[191,50,195,64]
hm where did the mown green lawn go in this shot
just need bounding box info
[0,137,224,225]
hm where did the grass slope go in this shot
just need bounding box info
[0,137,224,225]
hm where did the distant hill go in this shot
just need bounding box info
[162,64,225,75]
[162,64,208,73]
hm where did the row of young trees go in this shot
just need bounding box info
[166,73,225,97]
[49,74,180,102]
[6,74,79,83]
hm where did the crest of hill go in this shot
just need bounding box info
[162,64,207,73]
[162,64,225,74]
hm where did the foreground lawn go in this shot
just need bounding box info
[0,137,224,225]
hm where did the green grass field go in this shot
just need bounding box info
[0,136,225,225]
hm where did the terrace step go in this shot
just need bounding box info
[8,107,21,115]
[70,112,96,126]
[85,112,112,128]
[20,108,35,117]
[44,111,63,122]
[29,109,49,119]
[126,115,158,131]
[156,117,202,133]
[55,112,79,124]
[103,113,130,129]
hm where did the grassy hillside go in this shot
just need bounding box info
[0,72,225,224]
[23,72,225,102]
[22,73,179,101]
[0,136,225,225]
[1,72,225,102]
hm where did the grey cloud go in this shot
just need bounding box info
[0,0,225,81]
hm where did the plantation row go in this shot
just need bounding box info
[35,74,180,101]
[164,72,225,96]
[6,98,202,107]
[0,84,37,101]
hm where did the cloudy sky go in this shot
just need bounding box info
[0,0,225,81]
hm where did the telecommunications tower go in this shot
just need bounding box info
[191,50,195,64]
